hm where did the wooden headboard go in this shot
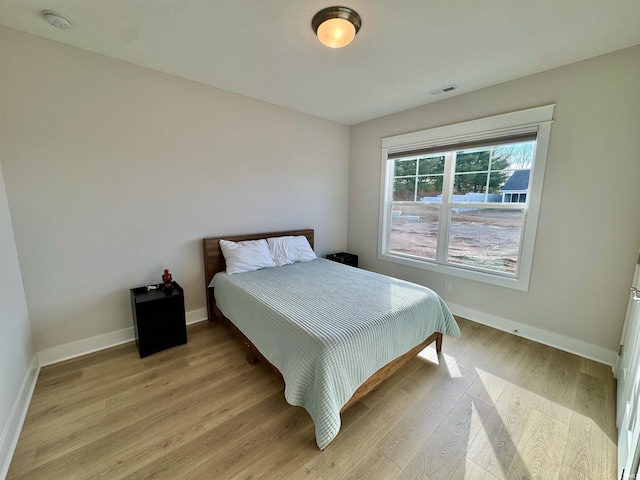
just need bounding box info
[202,229,315,321]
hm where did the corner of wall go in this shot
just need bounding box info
[0,355,40,480]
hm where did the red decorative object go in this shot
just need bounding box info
[162,269,173,290]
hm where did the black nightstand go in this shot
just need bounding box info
[130,282,187,358]
[326,252,358,268]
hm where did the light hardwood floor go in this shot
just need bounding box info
[7,317,617,480]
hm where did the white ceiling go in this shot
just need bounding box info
[1,0,639,125]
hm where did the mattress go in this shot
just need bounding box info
[211,258,460,449]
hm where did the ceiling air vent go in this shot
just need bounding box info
[430,85,458,95]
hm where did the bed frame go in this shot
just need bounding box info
[202,228,442,415]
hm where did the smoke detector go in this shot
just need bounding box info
[42,10,72,30]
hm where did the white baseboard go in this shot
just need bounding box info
[185,308,209,326]
[448,302,618,369]
[37,308,208,367]
[0,356,39,480]
[35,302,617,369]
[37,326,135,367]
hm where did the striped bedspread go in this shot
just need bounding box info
[211,258,460,449]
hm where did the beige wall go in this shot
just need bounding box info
[348,45,640,359]
[0,27,350,353]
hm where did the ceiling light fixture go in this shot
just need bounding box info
[42,10,72,30]
[312,6,361,49]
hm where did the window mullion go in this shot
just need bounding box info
[413,159,419,201]
[485,147,494,203]
[437,151,455,263]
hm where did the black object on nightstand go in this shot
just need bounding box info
[325,252,358,268]
[130,281,187,358]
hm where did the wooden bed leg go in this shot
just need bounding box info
[245,342,257,365]
[435,332,443,352]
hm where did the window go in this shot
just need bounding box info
[379,105,554,291]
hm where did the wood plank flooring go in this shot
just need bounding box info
[7,317,617,479]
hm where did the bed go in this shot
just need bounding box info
[203,229,460,449]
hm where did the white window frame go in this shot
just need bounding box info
[378,105,554,291]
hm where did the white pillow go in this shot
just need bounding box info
[267,235,317,266]
[219,239,276,274]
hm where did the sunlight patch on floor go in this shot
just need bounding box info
[416,348,463,377]
[442,352,463,378]
[416,344,439,363]
[472,368,508,405]
[465,367,618,480]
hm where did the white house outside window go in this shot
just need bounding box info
[378,105,554,291]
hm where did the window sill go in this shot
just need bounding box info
[377,251,530,291]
